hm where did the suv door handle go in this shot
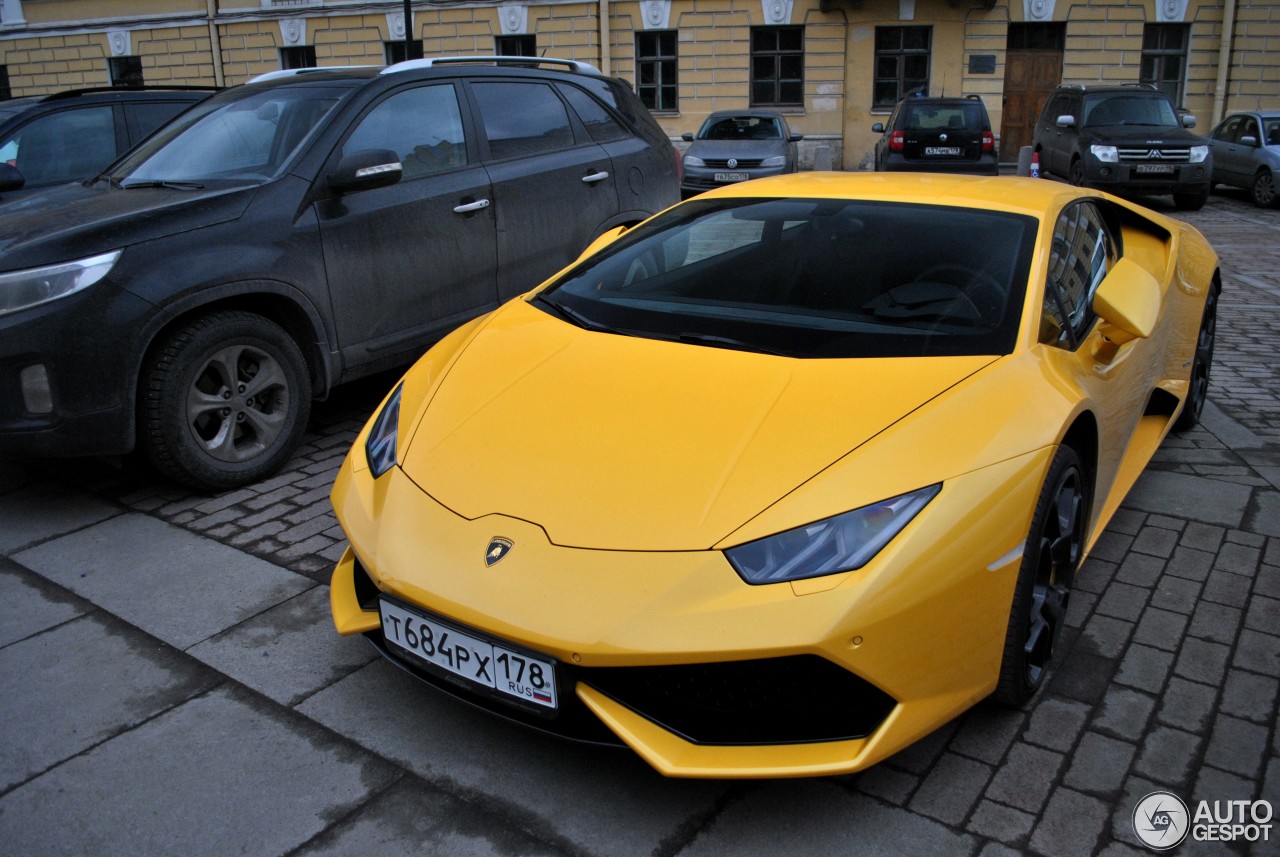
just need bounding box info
[453,199,490,213]
[582,171,610,184]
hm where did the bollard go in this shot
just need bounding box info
[1017,146,1033,177]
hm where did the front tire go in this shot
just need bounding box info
[1068,157,1085,186]
[1174,282,1219,431]
[1251,168,1277,208]
[1173,186,1210,211]
[140,311,312,490]
[994,445,1090,706]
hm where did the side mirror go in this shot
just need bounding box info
[871,123,885,133]
[0,163,24,193]
[1092,258,1161,345]
[1056,115,1076,128]
[790,134,804,142]
[681,133,694,142]
[328,148,402,195]
[573,225,627,265]
[1240,135,1258,147]
[1181,114,1198,129]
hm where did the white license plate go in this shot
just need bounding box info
[1135,164,1174,174]
[380,600,558,709]
[714,172,749,182]
[925,147,962,156]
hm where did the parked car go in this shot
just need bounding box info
[1032,84,1211,210]
[1207,110,1280,208]
[872,94,997,174]
[329,172,1219,778]
[0,87,216,203]
[680,110,802,197]
[0,58,680,489]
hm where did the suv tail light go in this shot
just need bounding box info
[981,131,995,153]
[889,131,905,153]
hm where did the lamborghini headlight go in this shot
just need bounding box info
[725,484,941,584]
[0,250,121,317]
[364,382,403,478]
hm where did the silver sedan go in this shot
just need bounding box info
[1208,111,1280,207]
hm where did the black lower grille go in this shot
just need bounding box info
[582,655,896,746]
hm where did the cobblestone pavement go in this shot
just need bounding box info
[1,188,1277,857]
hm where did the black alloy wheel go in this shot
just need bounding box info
[994,445,1089,706]
[1174,283,1220,431]
[141,310,312,489]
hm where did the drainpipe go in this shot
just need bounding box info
[207,0,225,87]
[1211,0,1236,128]
[599,0,611,77]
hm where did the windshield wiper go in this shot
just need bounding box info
[119,179,205,190]
[532,294,628,335]
[678,332,791,357]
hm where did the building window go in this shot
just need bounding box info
[496,35,537,57]
[280,45,317,69]
[1141,24,1189,106]
[384,40,424,63]
[874,26,931,107]
[636,31,677,113]
[107,56,144,88]
[1007,23,1065,52]
[750,26,803,107]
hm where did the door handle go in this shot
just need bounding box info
[453,199,490,213]
[582,171,610,184]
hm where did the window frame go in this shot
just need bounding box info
[107,56,144,88]
[749,25,804,108]
[635,30,678,114]
[384,40,424,64]
[873,26,931,109]
[495,35,537,57]
[1140,24,1190,107]
[279,45,317,70]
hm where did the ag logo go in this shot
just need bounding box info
[1133,791,1190,850]
[485,537,513,567]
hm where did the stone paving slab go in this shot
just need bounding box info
[13,513,314,650]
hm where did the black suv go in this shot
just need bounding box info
[0,87,216,203]
[0,58,679,489]
[1032,84,1211,209]
[871,95,997,175]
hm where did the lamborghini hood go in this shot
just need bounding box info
[400,301,996,551]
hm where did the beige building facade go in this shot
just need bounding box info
[1,0,1276,169]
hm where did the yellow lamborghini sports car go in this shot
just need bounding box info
[329,173,1219,778]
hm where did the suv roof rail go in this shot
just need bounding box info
[37,85,220,101]
[1120,82,1160,90]
[964,94,983,101]
[247,66,378,84]
[383,55,602,76]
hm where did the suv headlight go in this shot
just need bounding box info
[1089,145,1118,163]
[1189,145,1209,164]
[725,484,941,584]
[0,250,122,317]
[364,382,404,478]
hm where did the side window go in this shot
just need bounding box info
[1241,116,1261,144]
[343,85,467,180]
[558,85,631,144]
[1041,202,1116,348]
[2,106,117,187]
[1212,116,1242,143]
[471,82,575,159]
[128,101,197,142]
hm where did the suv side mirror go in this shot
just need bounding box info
[1180,114,1198,129]
[872,123,885,133]
[789,134,804,142]
[328,149,402,194]
[681,133,694,142]
[1092,258,1160,345]
[0,163,24,193]
[1056,115,1076,129]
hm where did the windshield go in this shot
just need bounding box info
[107,85,348,186]
[1082,94,1180,127]
[539,197,1037,359]
[698,115,782,141]
[903,102,983,131]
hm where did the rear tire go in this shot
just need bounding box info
[994,445,1089,706]
[140,311,311,490]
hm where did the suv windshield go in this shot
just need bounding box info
[540,197,1035,359]
[107,85,348,187]
[1082,94,1179,128]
